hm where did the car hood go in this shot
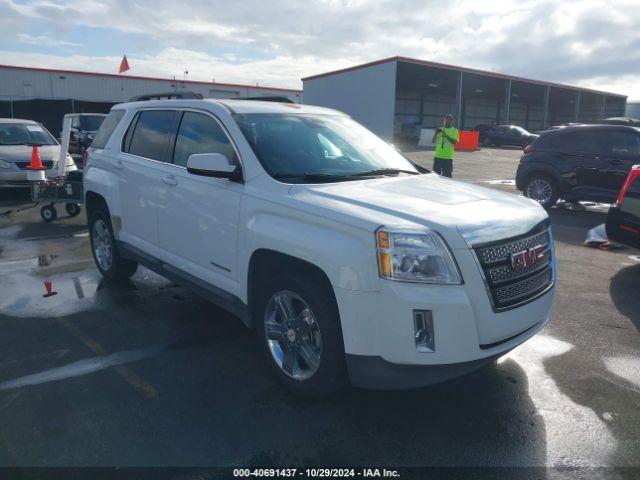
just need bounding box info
[0,145,60,163]
[289,173,548,249]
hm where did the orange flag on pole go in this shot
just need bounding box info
[118,55,130,74]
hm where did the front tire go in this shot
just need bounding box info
[89,209,138,281]
[255,274,346,397]
[523,173,559,209]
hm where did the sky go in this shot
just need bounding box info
[1,0,639,100]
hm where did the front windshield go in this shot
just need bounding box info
[80,115,106,131]
[513,126,528,135]
[234,113,418,181]
[0,123,57,146]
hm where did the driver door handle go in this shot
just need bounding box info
[161,174,178,186]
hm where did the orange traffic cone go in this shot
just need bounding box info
[27,145,46,171]
[43,280,58,297]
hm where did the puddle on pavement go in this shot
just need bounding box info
[0,265,173,318]
[502,334,620,466]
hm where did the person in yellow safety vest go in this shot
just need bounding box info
[431,114,459,178]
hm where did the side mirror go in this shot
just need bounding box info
[186,153,242,181]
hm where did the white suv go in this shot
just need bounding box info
[84,99,556,397]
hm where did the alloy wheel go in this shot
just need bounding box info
[92,218,113,271]
[264,290,322,381]
[526,179,553,205]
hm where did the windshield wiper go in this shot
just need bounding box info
[346,168,420,177]
[273,168,420,183]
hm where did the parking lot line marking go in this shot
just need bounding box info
[0,345,164,393]
[56,318,160,399]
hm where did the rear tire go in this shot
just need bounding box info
[65,203,81,217]
[89,208,138,281]
[523,173,559,209]
[255,273,347,398]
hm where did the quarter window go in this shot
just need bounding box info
[173,112,236,167]
[92,110,124,149]
[127,110,178,161]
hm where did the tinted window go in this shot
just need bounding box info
[122,113,139,153]
[127,110,177,161]
[610,131,640,155]
[173,112,235,167]
[545,130,608,154]
[92,110,125,149]
[79,115,106,131]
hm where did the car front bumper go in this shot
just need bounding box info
[334,247,555,389]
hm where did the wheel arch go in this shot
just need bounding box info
[517,162,562,191]
[247,249,336,329]
[85,190,108,218]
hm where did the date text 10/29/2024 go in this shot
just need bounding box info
[233,468,400,478]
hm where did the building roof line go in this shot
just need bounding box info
[0,64,302,94]
[302,56,626,98]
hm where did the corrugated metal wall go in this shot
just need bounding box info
[302,61,397,139]
[0,67,301,103]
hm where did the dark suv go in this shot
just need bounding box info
[515,125,640,208]
[481,125,538,148]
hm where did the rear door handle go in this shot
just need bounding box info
[113,159,123,170]
[161,174,178,186]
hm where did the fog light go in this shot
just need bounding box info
[414,310,434,352]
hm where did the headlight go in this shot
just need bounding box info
[0,159,11,169]
[376,227,462,284]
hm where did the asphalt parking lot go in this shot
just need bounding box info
[0,147,639,475]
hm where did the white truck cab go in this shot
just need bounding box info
[84,98,555,397]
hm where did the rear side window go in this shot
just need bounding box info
[126,110,178,161]
[544,130,608,155]
[91,110,124,149]
[611,131,640,155]
[173,112,236,167]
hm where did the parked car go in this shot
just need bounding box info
[85,99,556,397]
[64,113,107,161]
[480,124,538,148]
[606,165,640,249]
[0,118,77,186]
[516,125,640,209]
[598,117,640,127]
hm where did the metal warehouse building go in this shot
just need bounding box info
[0,64,301,135]
[303,56,627,143]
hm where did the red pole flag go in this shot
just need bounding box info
[118,55,130,74]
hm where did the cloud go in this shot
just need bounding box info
[0,0,639,98]
[17,34,82,48]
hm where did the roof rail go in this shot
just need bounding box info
[241,96,294,104]
[128,91,204,102]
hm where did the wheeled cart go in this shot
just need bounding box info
[31,170,83,222]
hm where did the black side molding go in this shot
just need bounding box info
[118,241,250,327]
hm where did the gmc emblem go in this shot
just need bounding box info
[511,245,546,271]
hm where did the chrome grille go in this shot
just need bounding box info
[475,228,554,311]
[476,230,548,265]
